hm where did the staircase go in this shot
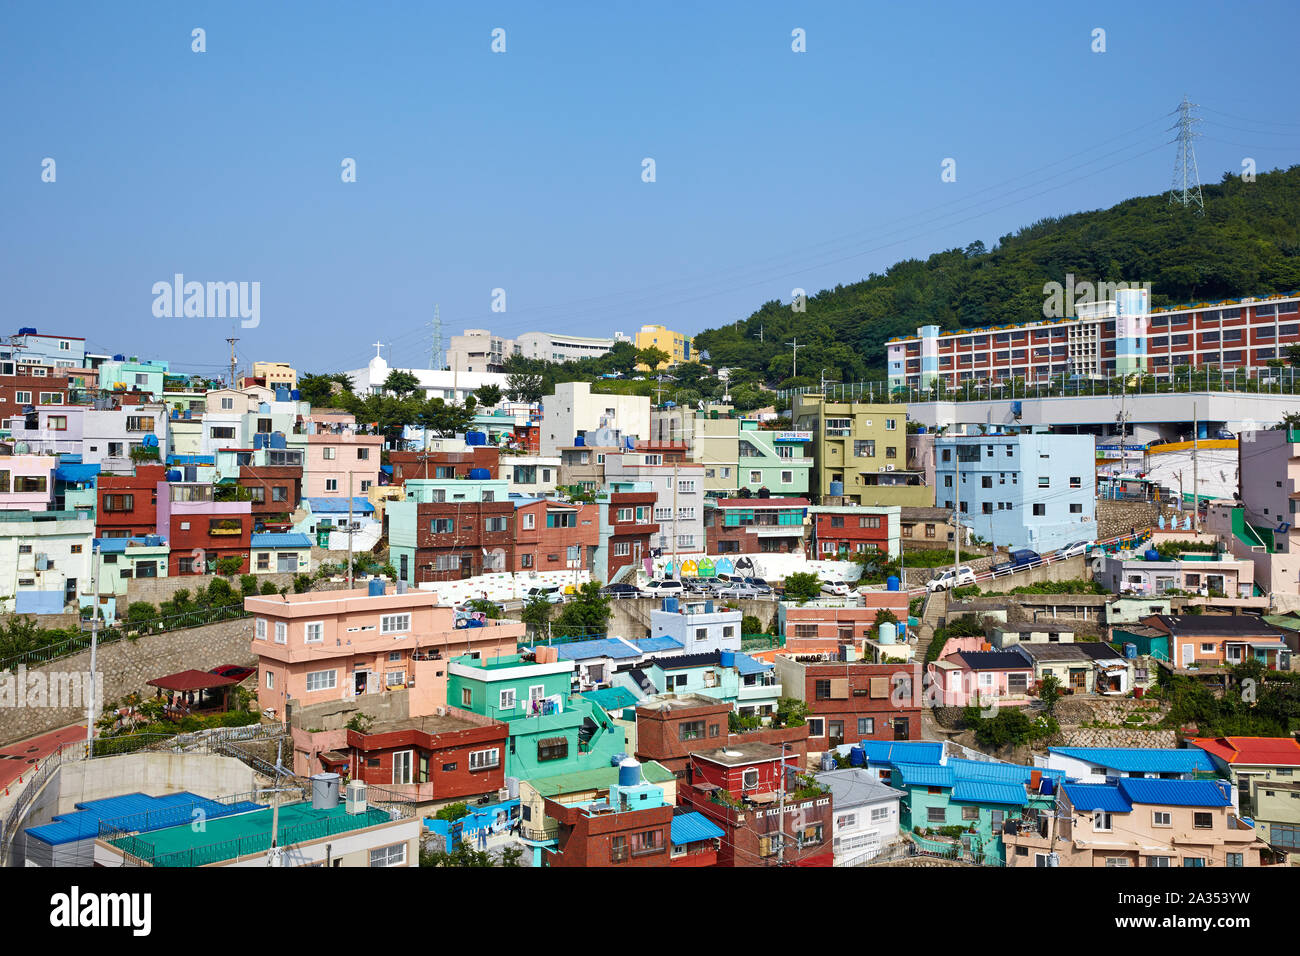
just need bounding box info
[913,590,948,664]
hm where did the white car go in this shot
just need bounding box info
[641,579,685,597]
[925,566,977,592]
[820,579,851,596]
[525,586,565,605]
[1055,540,1092,559]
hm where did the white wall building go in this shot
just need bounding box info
[501,455,561,497]
[648,600,743,653]
[515,331,622,364]
[0,510,95,613]
[346,347,510,407]
[814,768,905,866]
[540,382,650,458]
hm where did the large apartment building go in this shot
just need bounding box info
[888,291,1300,390]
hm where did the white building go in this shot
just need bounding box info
[501,455,561,497]
[648,600,743,653]
[0,510,95,614]
[540,381,650,458]
[346,346,510,407]
[446,329,515,374]
[515,331,623,364]
[814,768,905,866]
[603,452,705,556]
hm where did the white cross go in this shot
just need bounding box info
[372,341,384,358]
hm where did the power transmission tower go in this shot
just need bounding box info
[1168,96,1204,215]
[431,303,442,370]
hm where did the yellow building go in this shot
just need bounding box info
[247,361,298,391]
[792,393,932,507]
[634,325,694,370]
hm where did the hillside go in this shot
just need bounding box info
[694,166,1300,388]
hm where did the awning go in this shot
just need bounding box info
[146,670,239,692]
[319,751,350,766]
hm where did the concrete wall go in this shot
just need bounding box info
[0,616,257,746]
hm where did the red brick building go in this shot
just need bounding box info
[511,499,600,574]
[677,744,834,867]
[807,505,896,559]
[160,484,253,575]
[238,465,302,532]
[543,794,675,867]
[402,498,515,582]
[705,497,808,556]
[771,654,921,748]
[633,693,810,778]
[96,465,168,538]
[600,491,659,581]
[0,361,97,413]
[388,446,499,485]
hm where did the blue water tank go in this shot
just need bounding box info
[1124,643,1137,659]
[886,575,900,591]
[368,579,385,597]
[275,387,290,401]
[618,758,641,787]
[720,650,736,668]
[610,753,628,767]
[849,745,865,767]
[573,435,585,447]
[829,480,844,496]
[166,470,182,482]
[467,467,491,480]
[142,433,158,447]
[18,327,37,336]
[253,434,265,449]
[1040,777,1055,796]
[291,389,301,401]
[878,621,897,645]
[269,433,287,449]
[705,600,715,613]
[917,425,927,434]
[112,353,125,361]
[664,596,678,614]
[1144,548,1160,561]
[465,431,487,446]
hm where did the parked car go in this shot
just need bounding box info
[1054,540,1092,560]
[820,579,851,596]
[718,582,767,598]
[682,577,714,593]
[925,566,977,592]
[209,664,256,682]
[599,583,641,599]
[991,549,1042,576]
[525,585,565,604]
[641,579,685,597]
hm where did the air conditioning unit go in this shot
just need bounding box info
[344,780,368,814]
[497,788,511,802]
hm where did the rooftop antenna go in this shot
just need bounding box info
[1168,96,1204,215]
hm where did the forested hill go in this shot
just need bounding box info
[693,165,1300,388]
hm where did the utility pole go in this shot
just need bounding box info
[952,434,962,582]
[85,542,99,748]
[1191,402,1200,532]
[777,741,788,867]
[787,338,803,381]
[671,461,679,575]
[226,335,240,389]
[1118,375,1128,473]
[347,473,354,588]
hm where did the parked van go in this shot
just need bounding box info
[526,585,565,604]
[992,549,1041,576]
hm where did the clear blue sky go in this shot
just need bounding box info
[3,1,1298,378]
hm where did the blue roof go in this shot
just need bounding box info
[94,535,166,553]
[733,652,774,676]
[581,687,640,712]
[951,780,1028,806]
[894,763,955,788]
[1118,778,1232,808]
[949,757,1064,786]
[554,637,641,661]
[860,740,944,766]
[250,533,312,549]
[25,791,264,846]
[633,636,684,654]
[1050,747,1216,775]
[55,463,99,483]
[670,811,725,846]
[1065,782,1134,813]
[304,496,375,514]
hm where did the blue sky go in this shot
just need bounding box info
[3,1,1298,378]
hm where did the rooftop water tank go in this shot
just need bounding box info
[610,753,628,767]
[849,745,866,767]
[275,387,290,401]
[886,575,900,591]
[705,600,715,613]
[878,621,898,645]
[618,758,641,788]
[1124,643,1137,659]
[142,433,158,447]
[467,467,491,480]
[18,327,37,336]
[720,650,736,668]
[166,470,182,482]
[465,431,487,446]
[1144,548,1160,561]
[573,435,585,447]
[663,596,678,614]
[290,389,301,401]
[368,579,385,597]
[829,480,844,496]
[311,772,341,810]
[112,353,125,362]
[269,433,286,449]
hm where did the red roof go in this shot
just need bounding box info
[1189,736,1300,767]
[146,670,240,692]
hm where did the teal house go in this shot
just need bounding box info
[891,756,1065,866]
[608,651,780,715]
[447,652,628,781]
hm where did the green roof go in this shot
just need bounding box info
[528,761,675,798]
[110,801,396,867]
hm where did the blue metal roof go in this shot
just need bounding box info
[1065,783,1134,813]
[634,636,684,654]
[1050,747,1216,774]
[949,757,1065,786]
[1118,778,1232,808]
[26,792,264,846]
[860,740,944,766]
[250,533,312,549]
[894,763,955,788]
[670,811,725,846]
[555,637,641,661]
[733,652,774,676]
[304,496,375,514]
[951,780,1028,806]
[54,463,99,483]
[94,535,166,553]
[581,686,640,712]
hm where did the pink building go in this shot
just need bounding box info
[0,454,56,511]
[927,637,1035,707]
[304,412,383,498]
[246,587,524,721]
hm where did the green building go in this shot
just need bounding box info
[447,652,628,781]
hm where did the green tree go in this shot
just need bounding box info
[506,372,545,405]
[474,384,503,408]
[418,396,477,438]
[466,599,501,620]
[1038,673,1062,715]
[782,571,822,604]
[520,595,553,633]
[382,369,422,397]
[637,346,671,371]
[552,582,612,639]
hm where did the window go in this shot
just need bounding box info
[546,512,576,529]
[468,748,499,771]
[1226,852,1243,867]
[815,679,831,700]
[1032,504,1045,516]
[807,718,825,737]
[305,670,336,692]
[381,613,411,635]
[1104,857,1131,867]
[47,415,68,431]
[369,843,407,867]
[927,807,946,824]
[498,689,517,711]
[484,516,508,533]
[537,737,569,761]
[857,717,874,735]
[430,518,455,534]
[679,720,706,741]
[103,494,134,512]
[356,447,370,460]
[1038,477,1050,488]
[322,447,336,460]
[1146,856,1170,867]
[1152,810,1171,827]
[265,670,275,689]
[859,515,881,529]
[854,440,876,458]
[1183,857,1205,867]
[742,768,760,789]
[274,622,287,644]
[256,552,270,571]
[255,619,267,641]
[304,621,324,643]
[325,479,338,492]
[1093,811,1112,832]
[1192,812,1213,829]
